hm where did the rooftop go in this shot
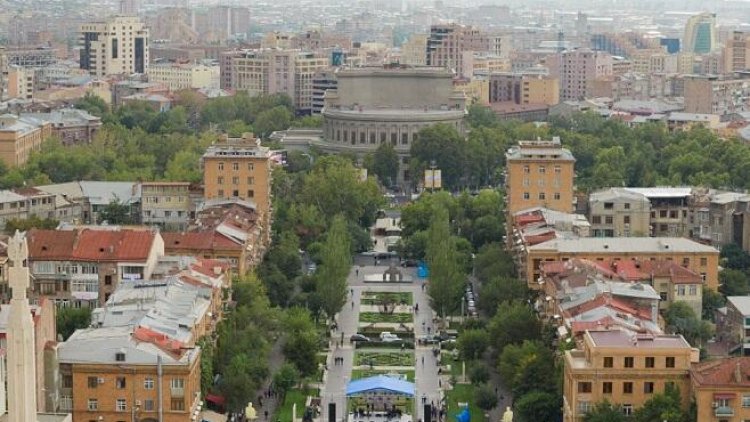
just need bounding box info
[727,296,750,315]
[622,187,693,198]
[28,228,157,262]
[528,237,718,254]
[587,330,691,349]
[692,357,750,387]
[506,137,575,161]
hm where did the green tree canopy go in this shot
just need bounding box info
[370,142,399,187]
[488,301,541,352]
[426,206,465,318]
[315,215,351,319]
[513,391,562,422]
[410,123,466,189]
[583,401,626,422]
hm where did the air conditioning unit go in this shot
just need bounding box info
[97,377,105,384]
[712,401,719,408]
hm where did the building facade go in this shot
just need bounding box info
[691,357,750,421]
[505,137,575,214]
[80,16,149,77]
[684,12,717,54]
[426,24,490,78]
[488,73,559,106]
[549,49,613,101]
[563,330,697,422]
[0,114,52,167]
[723,31,750,73]
[147,63,219,91]
[588,188,651,237]
[140,182,191,230]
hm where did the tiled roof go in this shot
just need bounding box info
[28,228,155,262]
[162,231,242,252]
[692,357,750,387]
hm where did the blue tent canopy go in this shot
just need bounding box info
[346,375,416,397]
[455,407,470,422]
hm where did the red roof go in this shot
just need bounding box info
[162,231,242,252]
[133,326,186,358]
[28,229,155,262]
[692,357,750,388]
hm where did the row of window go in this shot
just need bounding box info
[87,376,183,390]
[591,215,628,225]
[216,189,254,199]
[86,397,184,412]
[216,176,255,185]
[602,356,676,369]
[522,192,562,201]
[522,164,563,174]
[217,162,255,171]
[522,177,562,187]
[579,380,670,395]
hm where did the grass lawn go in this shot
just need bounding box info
[445,384,486,422]
[359,312,413,323]
[354,350,414,367]
[361,292,413,305]
[351,368,416,381]
[276,388,315,422]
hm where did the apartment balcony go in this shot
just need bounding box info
[715,406,734,417]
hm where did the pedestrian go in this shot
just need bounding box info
[356,268,359,277]
[421,356,424,365]
[438,379,442,388]
[352,300,355,308]
[427,326,431,334]
[351,287,354,295]
[264,410,268,420]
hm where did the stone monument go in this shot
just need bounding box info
[7,231,37,422]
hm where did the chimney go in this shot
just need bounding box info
[735,361,742,384]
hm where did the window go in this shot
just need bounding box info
[577,382,592,393]
[659,210,667,218]
[171,378,185,389]
[592,216,601,224]
[624,357,634,368]
[232,190,239,197]
[644,382,654,394]
[247,190,254,198]
[218,162,224,170]
[666,357,675,368]
[645,357,655,368]
[554,165,561,174]
[603,357,613,368]
[144,377,154,389]
[232,162,239,171]
[624,203,631,210]
[605,216,613,224]
[700,257,707,266]
[217,176,224,185]
[116,377,126,389]
[554,192,561,200]
[171,398,185,411]
[247,163,254,171]
[115,352,125,362]
[523,165,530,174]
[669,210,678,219]
[539,193,546,200]
[144,399,155,411]
[604,202,613,210]
[622,404,633,416]
[742,394,750,407]
[682,257,690,266]
[602,382,612,394]
[232,176,239,185]
[623,382,633,394]
[623,216,630,224]
[523,192,530,200]
[87,399,98,411]
[88,377,98,388]
[538,165,545,174]
[116,399,127,411]
[522,177,530,187]
[247,177,255,185]
[689,285,697,295]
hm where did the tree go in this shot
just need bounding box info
[719,269,750,296]
[663,302,714,348]
[475,383,498,411]
[4,215,59,234]
[370,142,399,187]
[478,277,528,317]
[56,307,92,340]
[633,384,686,422]
[315,215,351,320]
[97,198,133,224]
[583,401,626,422]
[721,243,750,270]
[497,341,554,396]
[488,302,541,352]
[702,286,725,321]
[221,354,264,411]
[197,336,215,396]
[75,93,109,117]
[513,391,562,422]
[410,124,466,189]
[254,105,293,138]
[283,308,320,376]
[426,207,465,318]
[468,361,490,385]
[457,329,490,360]
[273,363,300,398]
[474,243,516,283]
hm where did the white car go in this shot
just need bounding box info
[380,332,400,342]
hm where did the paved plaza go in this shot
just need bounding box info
[320,262,441,422]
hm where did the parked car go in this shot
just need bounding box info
[350,333,370,342]
[417,334,440,345]
[307,263,317,275]
[380,332,400,342]
[401,259,419,267]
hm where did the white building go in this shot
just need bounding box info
[79,16,149,77]
[147,63,220,91]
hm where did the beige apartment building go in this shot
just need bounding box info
[588,188,651,237]
[488,73,560,106]
[80,16,149,77]
[548,48,613,101]
[564,330,697,422]
[6,65,34,100]
[724,31,750,72]
[0,114,52,167]
[147,63,219,91]
[140,182,191,230]
[505,137,575,214]
[691,357,750,421]
[426,24,490,78]
[522,237,720,290]
[401,34,428,66]
[229,49,328,114]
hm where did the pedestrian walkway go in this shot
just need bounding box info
[257,336,286,421]
[319,264,441,422]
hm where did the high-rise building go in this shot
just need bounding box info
[548,49,613,101]
[79,16,149,77]
[488,73,559,106]
[504,137,575,215]
[684,12,717,54]
[426,24,490,78]
[723,31,750,73]
[229,49,329,114]
[401,34,428,66]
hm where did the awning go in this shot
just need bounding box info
[206,394,226,406]
[713,393,736,400]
